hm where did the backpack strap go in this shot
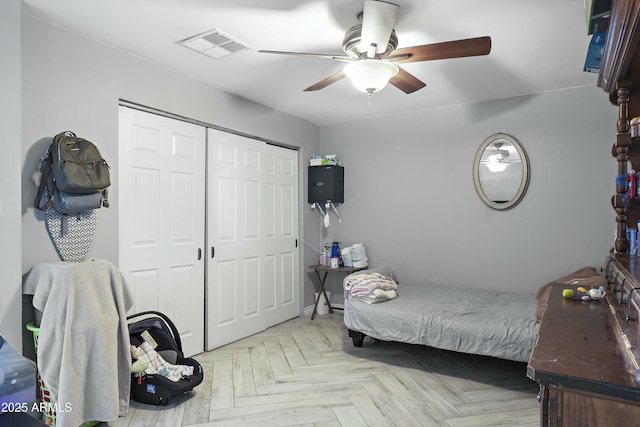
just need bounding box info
[34,150,56,211]
[102,187,109,208]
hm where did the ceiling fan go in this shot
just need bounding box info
[481,142,519,173]
[259,0,491,94]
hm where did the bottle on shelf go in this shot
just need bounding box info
[331,242,340,268]
[320,249,329,266]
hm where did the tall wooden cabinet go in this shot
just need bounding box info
[604,0,640,252]
[525,2,640,426]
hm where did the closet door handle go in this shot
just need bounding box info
[211,247,215,258]
[198,248,202,260]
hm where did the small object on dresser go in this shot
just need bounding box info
[562,286,605,301]
[632,117,640,138]
[589,287,604,300]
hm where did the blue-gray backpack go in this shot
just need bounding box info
[34,131,110,213]
[51,131,110,194]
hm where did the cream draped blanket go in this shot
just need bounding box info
[23,259,133,427]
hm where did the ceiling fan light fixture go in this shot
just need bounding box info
[487,153,502,162]
[343,59,399,94]
[485,143,510,162]
[486,162,509,173]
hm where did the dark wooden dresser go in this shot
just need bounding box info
[527,255,640,426]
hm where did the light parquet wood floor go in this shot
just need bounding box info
[107,312,540,427]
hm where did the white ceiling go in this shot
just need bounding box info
[21,0,599,126]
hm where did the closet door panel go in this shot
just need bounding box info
[129,270,159,313]
[264,145,299,327]
[131,168,160,245]
[243,256,261,318]
[281,252,295,304]
[215,260,237,325]
[119,107,205,357]
[265,254,277,311]
[206,129,266,350]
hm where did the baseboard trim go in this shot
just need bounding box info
[303,303,345,317]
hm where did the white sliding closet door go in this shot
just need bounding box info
[206,129,267,350]
[264,145,299,326]
[119,107,205,357]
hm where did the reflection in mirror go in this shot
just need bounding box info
[473,133,530,210]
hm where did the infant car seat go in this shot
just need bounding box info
[127,311,204,405]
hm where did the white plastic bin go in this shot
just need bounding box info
[314,291,332,316]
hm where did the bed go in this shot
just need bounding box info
[343,266,541,363]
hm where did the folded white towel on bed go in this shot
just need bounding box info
[352,288,398,304]
[344,272,398,296]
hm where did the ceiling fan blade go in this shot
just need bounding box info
[389,67,426,94]
[259,50,354,62]
[361,0,399,57]
[304,70,347,91]
[387,36,491,63]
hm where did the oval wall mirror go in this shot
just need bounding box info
[472,133,530,210]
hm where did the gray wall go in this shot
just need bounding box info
[0,0,23,348]
[8,11,621,342]
[317,85,617,300]
[16,14,320,342]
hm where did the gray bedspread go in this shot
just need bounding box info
[343,267,539,363]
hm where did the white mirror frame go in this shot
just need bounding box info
[472,133,530,210]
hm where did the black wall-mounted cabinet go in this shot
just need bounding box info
[308,165,344,204]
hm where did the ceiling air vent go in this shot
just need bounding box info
[177,29,250,59]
